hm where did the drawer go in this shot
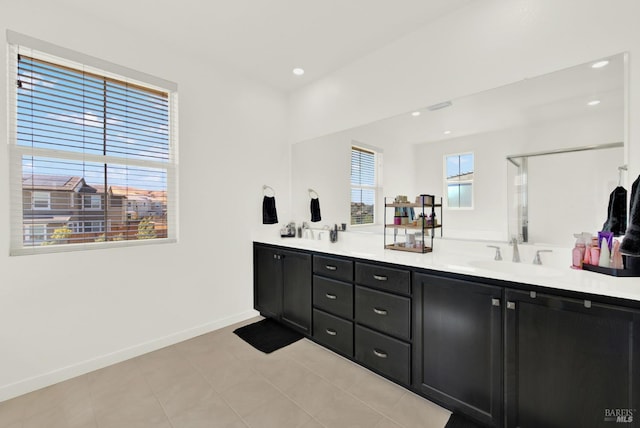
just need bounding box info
[313,309,353,357]
[355,262,410,295]
[355,325,410,385]
[314,255,353,282]
[355,286,410,341]
[313,276,353,319]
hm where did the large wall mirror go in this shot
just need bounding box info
[292,53,627,247]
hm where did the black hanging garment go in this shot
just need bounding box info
[602,186,627,236]
[310,197,321,222]
[262,196,278,224]
[620,175,640,256]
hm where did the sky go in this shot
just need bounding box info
[17,55,169,192]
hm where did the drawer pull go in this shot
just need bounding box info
[325,265,337,271]
[326,328,337,336]
[325,293,337,300]
[373,307,388,316]
[373,349,388,359]
[373,274,388,281]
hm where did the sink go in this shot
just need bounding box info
[468,260,563,278]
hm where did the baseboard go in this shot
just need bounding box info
[0,309,259,403]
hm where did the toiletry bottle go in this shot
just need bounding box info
[572,235,586,269]
[599,237,611,268]
[612,240,624,269]
[583,241,592,265]
[590,246,601,266]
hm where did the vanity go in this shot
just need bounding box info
[253,234,640,428]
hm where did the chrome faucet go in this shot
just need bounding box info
[533,249,553,265]
[486,245,502,261]
[510,237,521,263]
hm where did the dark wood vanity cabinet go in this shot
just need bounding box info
[312,254,354,357]
[253,242,640,428]
[505,290,640,428]
[354,262,412,386]
[413,272,503,428]
[253,244,312,334]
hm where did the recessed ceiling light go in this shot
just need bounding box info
[411,111,421,117]
[591,60,609,69]
[443,130,451,135]
[292,67,305,76]
[427,101,453,111]
[587,100,601,106]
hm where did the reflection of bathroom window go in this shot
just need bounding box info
[351,146,377,225]
[445,153,474,208]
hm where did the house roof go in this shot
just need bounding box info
[22,175,85,191]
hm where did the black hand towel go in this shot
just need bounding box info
[602,186,627,236]
[620,175,640,256]
[262,196,278,224]
[310,197,321,222]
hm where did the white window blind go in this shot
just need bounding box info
[351,146,377,225]
[8,35,178,255]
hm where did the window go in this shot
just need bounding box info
[8,32,177,255]
[445,153,474,208]
[83,195,102,210]
[69,221,104,233]
[24,224,47,243]
[31,191,50,210]
[351,146,377,225]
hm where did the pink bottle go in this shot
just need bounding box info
[590,247,600,266]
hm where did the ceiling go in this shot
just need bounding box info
[56,0,476,92]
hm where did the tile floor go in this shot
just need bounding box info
[0,317,451,428]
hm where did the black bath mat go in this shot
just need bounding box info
[445,413,485,428]
[233,318,303,353]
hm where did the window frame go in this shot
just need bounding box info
[82,195,102,210]
[7,31,178,256]
[350,145,379,226]
[444,152,475,210]
[31,191,51,210]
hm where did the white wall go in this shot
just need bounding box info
[288,0,640,184]
[0,3,289,400]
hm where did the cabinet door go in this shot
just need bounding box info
[253,245,282,319]
[413,273,503,428]
[281,249,312,334]
[505,290,640,428]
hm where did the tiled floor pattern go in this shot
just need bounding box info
[0,317,451,428]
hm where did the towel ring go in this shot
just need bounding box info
[263,185,275,197]
[618,165,628,186]
[308,188,319,199]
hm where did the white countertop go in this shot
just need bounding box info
[253,229,640,304]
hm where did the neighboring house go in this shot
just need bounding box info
[22,175,166,244]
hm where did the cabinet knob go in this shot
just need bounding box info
[373,307,388,316]
[373,349,388,359]
[373,274,388,281]
[325,293,337,300]
[492,298,501,307]
[507,301,516,310]
[325,265,337,271]
[325,328,337,336]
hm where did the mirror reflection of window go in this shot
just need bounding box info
[351,146,377,225]
[445,153,474,209]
